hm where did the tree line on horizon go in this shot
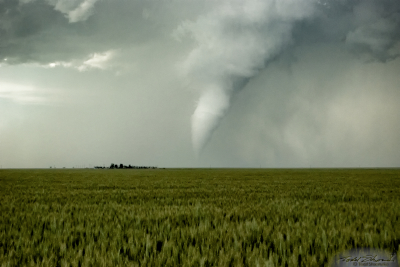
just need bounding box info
[94,164,157,169]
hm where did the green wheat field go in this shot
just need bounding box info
[0,168,399,266]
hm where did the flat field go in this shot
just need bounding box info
[0,168,399,266]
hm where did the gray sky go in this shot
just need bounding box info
[1,0,399,168]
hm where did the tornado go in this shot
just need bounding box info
[177,0,317,155]
[176,0,400,155]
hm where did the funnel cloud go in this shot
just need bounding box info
[176,0,400,155]
[177,0,317,154]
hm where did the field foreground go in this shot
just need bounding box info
[0,168,399,266]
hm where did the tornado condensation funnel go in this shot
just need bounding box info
[192,86,230,156]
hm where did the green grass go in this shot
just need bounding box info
[0,168,399,266]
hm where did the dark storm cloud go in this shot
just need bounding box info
[0,0,82,63]
[2,0,398,65]
[0,0,213,65]
[0,0,156,64]
[293,0,400,61]
[345,0,400,62]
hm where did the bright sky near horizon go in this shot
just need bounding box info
[1,0,399,168]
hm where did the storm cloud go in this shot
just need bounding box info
[174,0,400,155]
[0,0,399,168]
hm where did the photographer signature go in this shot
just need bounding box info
[340,254,396,263]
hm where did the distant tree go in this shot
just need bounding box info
[110,163,115,169]
[119,163,124,169]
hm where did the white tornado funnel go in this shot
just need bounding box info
[192,86,230,156]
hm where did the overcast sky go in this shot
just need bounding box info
[1,0,399,168]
